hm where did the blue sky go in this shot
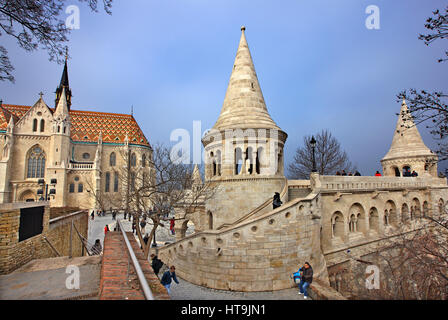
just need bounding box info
[1,0,447,175]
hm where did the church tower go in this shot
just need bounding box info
[55,56,72,110]
[202,27,288,227]
[381,99,438,177]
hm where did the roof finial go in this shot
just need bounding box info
[39,92,44,99]
[65,46,69,62]
[241,26,246,32]
[131,105,134,116]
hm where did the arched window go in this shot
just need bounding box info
[208,211,213,230]
[69,183,75,193]
[105,172,110,192]
[142,154,146,167]
[27,146,46,178]
[114,172,119,193]
[110,152,116,167]
[130,153,137,167]
[32,119,38,132]
[385,200,397,226]
[40,119,45,132]
[369,208,379,232]
[216,150,222,176]
[78,183,84,193]
[401,203,409,223]
[349,214,356,233]
[331,212,344,238]
[235,148,243,175]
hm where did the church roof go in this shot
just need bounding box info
[212,27,282,131]
[0,104,151,148]
[382,99,434,161]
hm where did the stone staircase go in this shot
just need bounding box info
[288,187,312,201]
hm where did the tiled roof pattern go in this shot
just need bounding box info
[1,104,150,147]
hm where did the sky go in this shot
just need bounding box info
[1,0,447,176]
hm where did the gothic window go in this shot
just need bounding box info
[69,183,75,193]
[114,172,119,193]
[27,146,46,178]
[401,203,409,223]
[105,172,110,193]
[331,212,344,238]
[32,119,38,132]
[142,154,146,167]
[110,152,116,167]
[40,119,45,132]
[349,214,356,233]
[78,183,84,193]
[130,172,135,192]
[235,148,243,175]
[369,208,379,232]
[384,210,389,226]
[131,153,137,167]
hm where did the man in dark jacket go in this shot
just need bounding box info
[150,254,164,276]
[161,265,179,294]
[299,262,313,299]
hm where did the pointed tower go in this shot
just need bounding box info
[202,27,288,227]
[55,56,72,110]
[381,99,438,177]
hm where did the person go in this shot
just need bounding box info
[341,170,347,176]
[91,239,102,255]
[124,211,127,220]
[411,170,418,177]
[273,192,282,210]
[132,220,136,234]
[354,171,361,176]
[348,172,353,176]
[161,265,179,294]
[298,262,313,299]
[150,253,164,276]
[112,211,116,221]
[104,224,109,235]
[90,210,95,220]
[292,266,302,289]
[336,171,341,176]
[170,218,175,235]
[375,171,382,177]
[140,219,147,233]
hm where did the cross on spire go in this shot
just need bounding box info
[39,92,44,99]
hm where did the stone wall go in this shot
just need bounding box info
[157,193,328,292]
[0,202,88,275]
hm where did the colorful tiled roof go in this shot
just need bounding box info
[0,104,151,148]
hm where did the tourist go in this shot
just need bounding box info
[354,171,361,176]
[341,170,347,176]
[161,265,179,294]
[336,171,341,176]
[411,170,418,177]
[150,253,164,276]
[348,172,353,176]
[112,211,116,221]
[273,192,282,209]
[124,211,127,220]
[170,218,175,235]
[140,219,147,233]
[375,171,382,177]
[91,239,102,255]
[298,262,313,299]
[90,210,95,220]
[132,220,136,234]
[104,224,109,235]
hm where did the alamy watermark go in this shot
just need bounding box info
[66,5,81,30]
[65,265,80,290]
[365,5,380,30]
[365,265,380,289]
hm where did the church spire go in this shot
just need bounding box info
[55,50,72,110]
[212,26,281,131]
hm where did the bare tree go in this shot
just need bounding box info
[398,7,448,165]
[0,0,113,82]
[118,143,216,259]
[288,129,355,179]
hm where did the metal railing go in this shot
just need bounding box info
[116,219,155,300]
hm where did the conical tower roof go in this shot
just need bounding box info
[213,27,281,131]
[382,99,434,161]
[192,164,202,185]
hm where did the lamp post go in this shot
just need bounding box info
[310,136,317,173]
[37,179,57,201]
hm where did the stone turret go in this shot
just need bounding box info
[381,99,438,177]
[202,27,287,227]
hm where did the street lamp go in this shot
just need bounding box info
[38,179,57,201]
[310,136,317,173]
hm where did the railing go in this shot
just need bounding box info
[68,163,94,170]
[116,219,154,300]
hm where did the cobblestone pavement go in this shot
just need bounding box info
[88,212,308,300]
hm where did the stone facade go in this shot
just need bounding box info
[0,61,153,211]
[0,202,88,274]
[156,27,448,293]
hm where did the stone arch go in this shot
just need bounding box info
[411,198,421,219]
[256,147,264,175]
[181,219,196,238]
[331,211,344,239]
[392,166,400,177]
[235,147,243,175]
[32,119,38,132]
[439,198,445,215]
[216,150,222,176]
[109,152,116,167]
[369,207,379,232]
[401,203,410,223]
[402,165,411,177]
[385,200,397,227]
[245,146,254,175]
[40,119,45,132]
[19,190,36,202]
[423,201,429,217]
[349,203,365,233]
[208,211,213,230]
